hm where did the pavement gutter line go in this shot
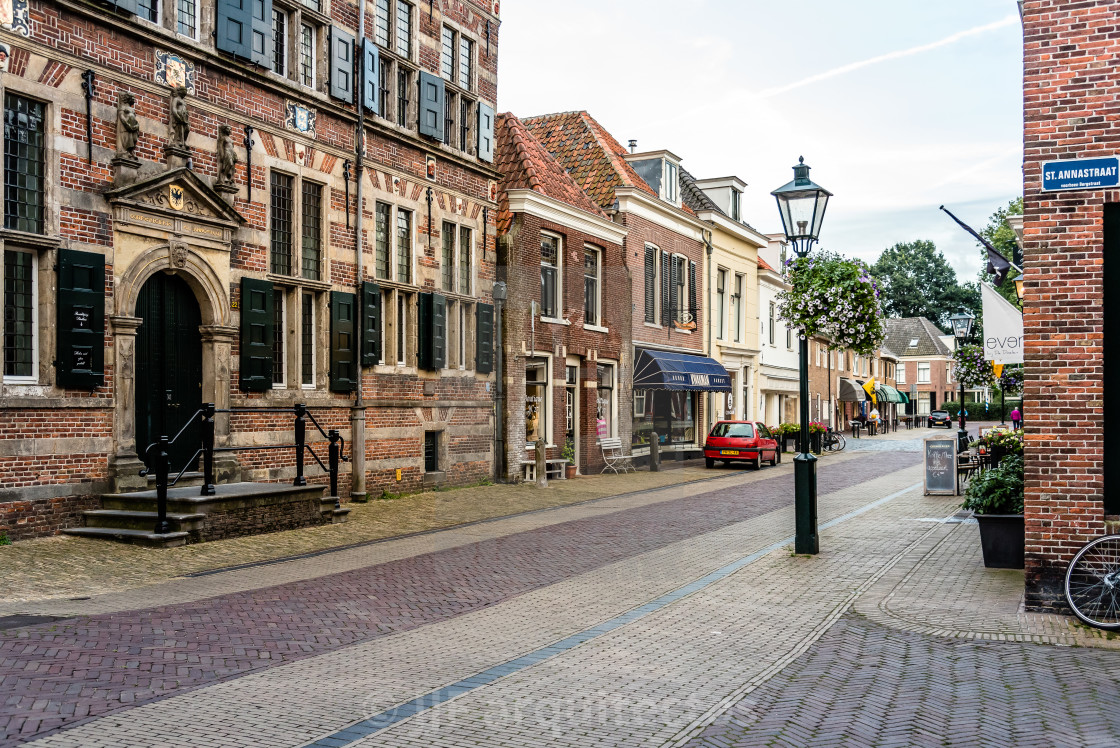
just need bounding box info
[299,479,924,748]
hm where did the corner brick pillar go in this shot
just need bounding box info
[108,315,146,491]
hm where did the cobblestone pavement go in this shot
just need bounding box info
[1,451,911,744]
[683,612,1120,748]
[3,435,1111,748]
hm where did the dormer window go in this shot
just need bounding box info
[731,188,742,221]
[663,160,679,204]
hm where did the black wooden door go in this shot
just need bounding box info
[135,272,203,470]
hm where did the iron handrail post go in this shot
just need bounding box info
[201,403,216,496]
[154,436,170,535]
[328,429,341,506]
[294,403,308,487]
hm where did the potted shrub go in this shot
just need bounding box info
[962,454,1024,569]
[561,438,577,479]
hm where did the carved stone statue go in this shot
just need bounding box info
[169,86,190,147]
[215,124,238,188]
[115,92,140,158]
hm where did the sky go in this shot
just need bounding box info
[494,0,1023,283]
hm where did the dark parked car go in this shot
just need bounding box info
[928,410,952,428]
[703,421,778,470]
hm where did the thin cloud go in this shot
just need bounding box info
[759,14,1020,98]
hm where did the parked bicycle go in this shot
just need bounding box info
[1065,534,1120,629]
[822,430,846,453]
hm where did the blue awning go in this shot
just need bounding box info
[634,349,732,392]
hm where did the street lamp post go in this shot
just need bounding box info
[772,157,832,555]
[949,310,975,452]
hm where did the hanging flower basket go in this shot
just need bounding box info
[777,251,885,354]
[953,344,996,389]
[999,366,1023,394]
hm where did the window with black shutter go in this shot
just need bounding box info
[417,71,445,141]
[55,249,105,390]
[668,255,679,324]
[239,277,274,392]
[330,26,356,103]
[329,291,357,392]
[250,0,274,67]
[660,251,670,326]
[688,260,697,324]
[475,302,493,375]
[216,0,253,59]
[644,245,656,323]
[361,281,382,366]
[417,291,446,370]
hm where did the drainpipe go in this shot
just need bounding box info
[350,0,368,501]
[492,280,508,481]
[704,229,714,433]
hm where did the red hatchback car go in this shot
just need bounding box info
[703,420,779,470]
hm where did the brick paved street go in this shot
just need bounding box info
[3,433,1116,747]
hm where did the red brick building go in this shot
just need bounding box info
[883,318,954,419]
[523,113,728,459]
[1022,0,1118,608]
[494,113,629,478]
[0,0,501,540]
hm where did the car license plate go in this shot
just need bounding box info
[720,450,738,456]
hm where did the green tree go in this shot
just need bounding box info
[871,240,980,330]
[977,197,1024,306]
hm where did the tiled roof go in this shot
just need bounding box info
[882,317,953,358]
[521,111,659,209]
[758,256,776,272]
[494,112,607,234]
[680,168,722,215]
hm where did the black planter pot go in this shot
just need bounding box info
[975,513,1025,569]
[810,432,822,454]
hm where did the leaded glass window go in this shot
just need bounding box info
[271,9,286,75]
[177,0,197,36]
[272,288,285,386]
[441,221,455,292]
[375,202,390,279]
[441,27,455,80]
[396,208,412,284]
[299,24,315,86]
[301,181,322,280]
[4,94,45,235]
[458,36,472,89]
[301,292,314,386]
[3,249,33,378]
[395,1,411,58]
[459,226,471,294]
[374,0,391,48]
[270,172,294,275]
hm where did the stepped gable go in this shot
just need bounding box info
[521,110,659,209]
[495,112,607,233]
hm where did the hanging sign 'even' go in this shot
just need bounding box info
[1041,155,1119,192]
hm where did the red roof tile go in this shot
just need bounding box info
[521,111,660,209]
[494,112,607,234]
[758,256,776,271]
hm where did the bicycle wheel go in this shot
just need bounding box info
[831,433,846,452]
[1065,535,1120,629]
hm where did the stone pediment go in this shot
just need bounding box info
[106,168,245,226]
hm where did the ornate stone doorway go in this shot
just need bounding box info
[135,271,203,469]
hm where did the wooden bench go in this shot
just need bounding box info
[521,443,568,481]
[600,437,635,474]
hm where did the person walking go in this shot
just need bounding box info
[1011,406,1022,430]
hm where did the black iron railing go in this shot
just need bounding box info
[140,403,347,535]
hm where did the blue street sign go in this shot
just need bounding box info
[1041,156,1119,192]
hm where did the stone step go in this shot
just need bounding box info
[100,481,324,513]
[147,470,205,489]
[61,526,190,548]
[81,509,206,533]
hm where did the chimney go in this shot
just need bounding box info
[628,139,637,153]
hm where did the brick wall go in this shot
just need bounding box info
[1022,0,1119,609]
[499,211,630,478]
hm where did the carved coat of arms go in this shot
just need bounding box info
[169,184,185,211]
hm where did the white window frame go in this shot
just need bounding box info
[644,242,660,326]
[272,288,287,389]
[583,244,602,329]
[896,364,906,385]
[672,254,688,326]
[2,248,38,384]
[596,360,618,441]
[663,159,679,204]
[732,273,743,342]
[525,357,552,447]
[715,267,726,340]
[175,0,200,40]
[917,361,931,384]
[300,290,316,389]
[768,301,775,346]
[540,231,563,322]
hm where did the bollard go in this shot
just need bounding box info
[293,404,308,487]
[154,435,171,535]
[649,432,660,472]
[201,403,216,496]
[328,429,341,500]
[535,437,547,487]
